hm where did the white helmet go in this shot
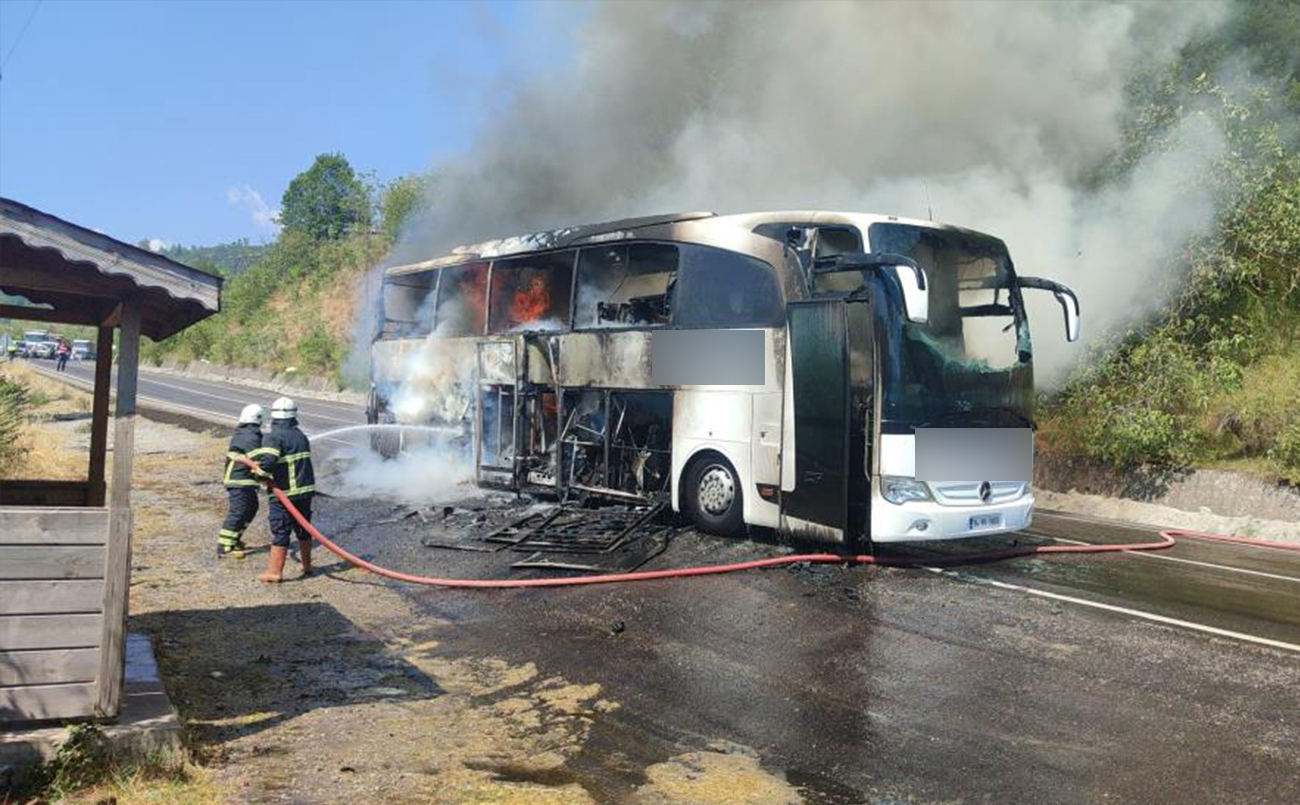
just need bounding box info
[271,396,298,420]
[238,404,265,426]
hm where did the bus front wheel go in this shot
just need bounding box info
[683,454,745,538]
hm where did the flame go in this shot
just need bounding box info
[511,275,551,323]
[460,264,488,322]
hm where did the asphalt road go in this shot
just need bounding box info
[27,356,1300,802]
[27,357,365,436]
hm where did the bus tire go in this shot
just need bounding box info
[371,414,401,461]
[683,453,745,538]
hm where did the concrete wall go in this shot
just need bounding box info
[1034,452,1300,523]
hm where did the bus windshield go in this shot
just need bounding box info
[869,223,1035,429]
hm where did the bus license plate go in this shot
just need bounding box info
[969,514,1003,531]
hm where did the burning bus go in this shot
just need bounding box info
[367,211,1080,548]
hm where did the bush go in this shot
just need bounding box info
[1271,424,1300,485]
[0,375,32,464]
[296,323,343,378]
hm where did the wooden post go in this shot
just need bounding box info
[86,326,114,507]
[94,302,140,718]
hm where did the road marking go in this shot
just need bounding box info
[132,375,357,425]
[132,367,365,415]
[926,567,1300,654]
[1030,533,1300,584]
[38,364,356,426]
[1036,510,1300,555]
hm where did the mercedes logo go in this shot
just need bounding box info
[978,481,992,503]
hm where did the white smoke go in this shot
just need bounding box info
[392,0,1233,386]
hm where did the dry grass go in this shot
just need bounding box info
[2,750,221,805]
[0,360,92,417]
[0,361,91,481]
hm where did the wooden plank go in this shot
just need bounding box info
[0,508,109,545]
[97,301,140,718]
[0,614,101,650]
[86,325,114,506]
[0,648,99,686]
[0,682,96,722]
[0,546,105,580]
[0,303,105,327]
[0,480,91,507]
[0,580,104,615]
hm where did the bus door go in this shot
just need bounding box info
[783,300,850,540]
[783,298,874,546]
[475,339,518,486]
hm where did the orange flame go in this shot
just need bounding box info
[511,275,551,323]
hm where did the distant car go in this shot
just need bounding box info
[31,340,57,359]
[71,340,93,360]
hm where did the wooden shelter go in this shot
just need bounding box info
[0,197,221,723]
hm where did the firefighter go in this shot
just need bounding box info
[254,397,316,583]
[217,404,266,557]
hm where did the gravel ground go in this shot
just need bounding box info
[106,416,804,804]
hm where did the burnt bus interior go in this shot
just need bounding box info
[374,237,785,505]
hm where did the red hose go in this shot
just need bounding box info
[238,458,1298,588]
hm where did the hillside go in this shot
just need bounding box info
[1037,0,1300,484]
[134,1,1300,483]
[162,240,269,277]
[138,158,422,388]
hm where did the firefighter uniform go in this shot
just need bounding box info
[255,397,315,582]
[218,406,266,558]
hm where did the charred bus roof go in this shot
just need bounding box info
[382,210,1007,278]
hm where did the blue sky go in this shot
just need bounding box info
[0,0,561,247]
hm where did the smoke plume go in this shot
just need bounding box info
[392,0,1234,385]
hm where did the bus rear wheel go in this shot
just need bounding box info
[683,454,745,537]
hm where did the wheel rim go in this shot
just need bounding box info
[698,464,735,516]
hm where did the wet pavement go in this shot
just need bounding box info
[30,360,1297,801]
[310,495,1300,804]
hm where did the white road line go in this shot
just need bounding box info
[40,365,356,426]
[132,375,357,425]
[1030,533,1300,584]
[926,567,1300,654]
[134,368,363,415]
[36,367,363,445]
[1036,509,1300,554]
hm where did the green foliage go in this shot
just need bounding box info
[25,722,113,798]
[0,374,32,464]
[1273,424,1300,484]
[163,239,269,277]
[1042,1,1300,480]
[279,153,373,241]
[296,322,345,376]
[379,174,429,243]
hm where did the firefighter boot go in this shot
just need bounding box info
[217,531,246,559]
[299,540,313,577]
[257,546,288,583]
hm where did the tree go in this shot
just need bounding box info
[280,153,372,241]
[378,175,429,243]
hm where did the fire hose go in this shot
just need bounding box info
[237,457,1299,588]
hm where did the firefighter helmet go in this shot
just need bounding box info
[271,397,298,420]
[238,404,265,426]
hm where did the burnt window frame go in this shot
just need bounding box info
[377,267,440,340]
[485,249,578,335]
[434,260,492,337]
[572,240,681,333]
[670,242,788,330]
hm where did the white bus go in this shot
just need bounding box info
[367,211,1079,548]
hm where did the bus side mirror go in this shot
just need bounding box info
[1018,276,1081,342]
[892,265,929,325]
